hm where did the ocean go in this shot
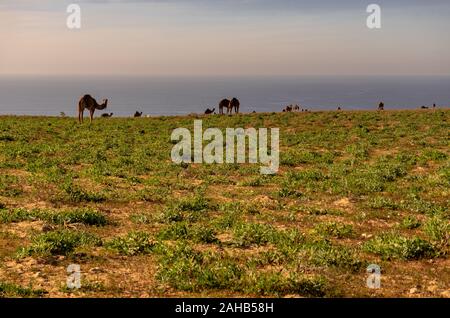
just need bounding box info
[0,76,448,116]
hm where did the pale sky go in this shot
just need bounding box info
[1,0,449,76]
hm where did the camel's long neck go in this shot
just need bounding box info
[96,101,107,110]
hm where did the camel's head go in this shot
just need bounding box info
[97,99,108,110]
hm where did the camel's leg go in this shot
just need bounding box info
[79,110,84,123]
[78,107,82,123]
[89,109,94,123]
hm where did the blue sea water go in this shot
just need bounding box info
[0,76,448,116]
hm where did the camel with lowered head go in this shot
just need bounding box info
[78,94,108,123]
[219,98,240,115]
[219,98,231,115]
[230,98,240,114]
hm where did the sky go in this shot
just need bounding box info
[1,0,449,76]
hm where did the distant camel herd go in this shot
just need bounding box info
[282,104,308,112]
[77,94,441,123]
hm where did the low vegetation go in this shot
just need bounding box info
[0,110,448,297]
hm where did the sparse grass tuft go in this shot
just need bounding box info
[106,231,155,256]
[363,233,437,260]
[424,217,449,246]
[314,222,354,239]
[232,222,277,247]
[17,230,102,257]
[0,208,108,226]
[0,281,46,298]
[400,216,421,230]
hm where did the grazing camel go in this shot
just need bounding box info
[230,98,240,114]
[284,105,293,112]
[219,99,231,115]
[134,111,143,118]
[204,108,215,115]
[101,113,113,117]
[78,94,108,123]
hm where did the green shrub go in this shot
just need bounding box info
[277,187,302,198]
[18,230,102,257]
[232,223,277,247]
[177,195,210,212]
[61,182,105,203]
[157,223,218,244]
[0,208,107,226]
[156,243,243,292]
[366,197,400,210]
[244,272,327,297]
[314,222,354,239]
[306,241,363,272]
[364,233,437,260]
[0,281,46,297]
[46,209,107,226]
[400,216,421,230]
[106,231,155,256]
[424,217,449,245]
[130,213,153,224]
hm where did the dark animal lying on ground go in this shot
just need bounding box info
[134,111,143,117]
[101,113,113,117]
[204,108,215,115]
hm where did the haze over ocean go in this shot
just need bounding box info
[0,76,448,117]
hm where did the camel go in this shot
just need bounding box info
[421,106,429,109]
[204,108,215,115]
[294,105,300,111]
[230,98,240,114]
[78,94,108,123]
[337,107,342,111]
[101,113,113,117]
[378,102,385,111]
[283,105,293,112]
[134,111,143,118]
[219,99,232,115]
